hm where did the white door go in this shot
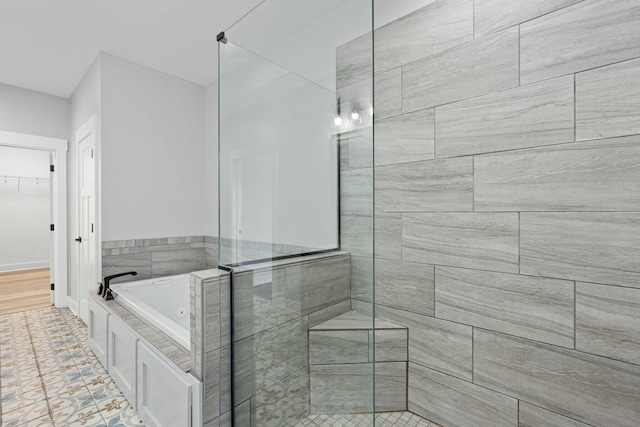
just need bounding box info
[49,152,55,304]
[77,127,96,322]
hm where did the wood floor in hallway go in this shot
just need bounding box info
[0,268,51,315]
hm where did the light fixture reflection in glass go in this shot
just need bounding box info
[351,111,359,121]
[334,116,343,127]
[369,106,374,116]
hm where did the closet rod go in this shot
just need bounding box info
[1,175,50,183]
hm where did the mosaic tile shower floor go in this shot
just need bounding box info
[295,411,438,427]
[0,307,144,426]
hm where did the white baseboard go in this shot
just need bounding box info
[0,261,50,273]
[67,298,79,316]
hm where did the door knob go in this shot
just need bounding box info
[75,237,82,242]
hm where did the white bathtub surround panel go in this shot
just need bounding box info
[576,57,640,141]
[520,0,640,85]
[93,294,191,371]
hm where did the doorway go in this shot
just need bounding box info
[76,116,97,322]
[0,146,52,314]
[0,130,68,309]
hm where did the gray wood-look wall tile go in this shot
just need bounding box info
[375,158,473,212]
[233,268,295,342]
[475,135,640,212]
[435,76,574,158]
[474,0,584,37]
[102,253,152,283]
[340,168,373,216]
[370,329,407,362]
[474,330,640,427]
[151,248,204,278]
[287,254,351,315]
[520,0,640,84]
[576,57,640,141]
[233,400,251,427]
[402,27,519,113]
[375,109,434,166]
[337,77,373,130]
[309,330,369,364]
[402,213,519,273]
[408,363,517,427]
[340,215,373,257]
[374,213,402,260]
[375,68,402,120]
[337,32,372,89]
[376,304,472,381]
[376,259,434,317]
[374,0,473,73]
[310,362,406,413]
[576,282,640,365]
[219,345,231,415]
[340,128,373,171]
[308,300,351,328]
[203,279,221,352]
[520,213,640,288]
[350,255,373,303]
[204,348,221,423]
[519,402,592,427]
[435,267,574,347]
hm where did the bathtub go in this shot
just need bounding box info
[110,274,190,349]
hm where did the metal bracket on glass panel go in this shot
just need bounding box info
[217,31,227,44]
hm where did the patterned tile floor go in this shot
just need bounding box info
[1,307,437,427]
[0,307,144,426]
[295,411,439,426]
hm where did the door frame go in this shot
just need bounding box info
[0,130,68,307]
[75,116,98,322]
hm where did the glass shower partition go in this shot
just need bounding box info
[218,0,375,425]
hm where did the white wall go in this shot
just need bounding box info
[204,82,218,237]
[0,82,69,139]
[69,54,101,301]
[0,146,50,272]
[100,53,205,241]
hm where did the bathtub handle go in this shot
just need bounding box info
[102,271,138,298]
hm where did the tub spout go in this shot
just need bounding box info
[102,271,138,299]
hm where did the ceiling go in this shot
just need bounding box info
[0,0,263,98]
[0,0,438,99]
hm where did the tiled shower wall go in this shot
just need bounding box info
[101,236,219,283]
[340,0,640,426]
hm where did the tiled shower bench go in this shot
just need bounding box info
[309,311,408,414]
